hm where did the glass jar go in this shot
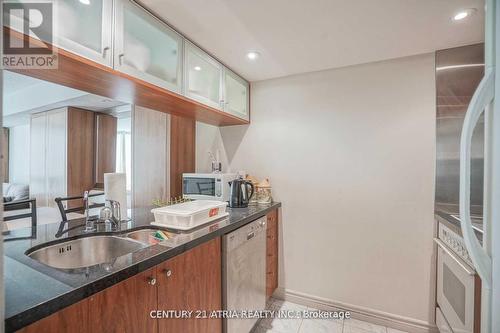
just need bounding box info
[257,178,272,204]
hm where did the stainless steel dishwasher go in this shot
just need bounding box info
[223,216,267,333]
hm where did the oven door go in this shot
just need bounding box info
[435,239,477,333]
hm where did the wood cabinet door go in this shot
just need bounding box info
[67,108,95,208]
[18,299,89,333]
[266,209,279,299]
[95,113,117,186]
[157,237,222,333]
[89,267,158,333]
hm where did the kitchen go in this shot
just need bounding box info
[1,1,499,333]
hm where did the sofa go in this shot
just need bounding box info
[3,183,30,211]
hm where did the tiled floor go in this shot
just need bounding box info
[251,298,409,333]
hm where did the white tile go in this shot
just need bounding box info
[299,318,343,333]
[252,324,284,333]
[273,300,310,311]
[387,328,408,333]
[260,317,303,333]
[343,318,387,333]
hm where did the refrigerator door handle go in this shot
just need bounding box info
[459,67,494,289]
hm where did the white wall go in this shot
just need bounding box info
[8,124,30,185]
[196,54,436,326]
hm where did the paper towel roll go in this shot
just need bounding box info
[104,173,128,220]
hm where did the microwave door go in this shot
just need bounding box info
[183,178,216,196]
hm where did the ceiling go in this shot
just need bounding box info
[140,0,485,82]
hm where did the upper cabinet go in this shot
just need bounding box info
[184,42,223,110]
[5,0,250,124]
[223,68,250,121]
[114,0,183,93]
[54,0,113,66]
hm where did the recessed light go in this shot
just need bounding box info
[79,0,90,4]
[194,66,202,71]
[246,51,260,61]
[453,8,476,21]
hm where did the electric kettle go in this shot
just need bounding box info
[228,177,254,208]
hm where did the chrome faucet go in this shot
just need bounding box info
[83,191,96,232]
[109,199,121,230]
[100,199,121,231]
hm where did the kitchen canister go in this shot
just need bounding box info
[245,174,260,204]
[256,178,272,204]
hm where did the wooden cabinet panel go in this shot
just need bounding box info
[67,107,95,207]
[157,237,222,333]
[266,209,279,299]
[94,113,117,186]
[89,268,158,333]
[17,299,89,333]
[170,115,195,197]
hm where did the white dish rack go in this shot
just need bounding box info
[151,200,228,230]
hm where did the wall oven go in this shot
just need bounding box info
[435,223,481,333]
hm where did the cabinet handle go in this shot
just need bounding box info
[164,269,172,277]
[118,53,125,65]
[102,46,110,58]
[147,277,156,285]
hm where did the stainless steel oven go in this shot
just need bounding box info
[435,223,481,333]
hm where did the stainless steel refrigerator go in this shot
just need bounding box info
[437,1,500,332]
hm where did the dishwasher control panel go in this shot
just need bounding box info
[224,217,266,252]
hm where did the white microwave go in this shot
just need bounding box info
[182,173,238,201]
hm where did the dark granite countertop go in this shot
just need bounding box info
[4,202,281,332]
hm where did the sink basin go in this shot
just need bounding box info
[125,229,175,245]
[27,235,147,270]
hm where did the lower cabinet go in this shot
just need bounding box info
[17,299,89,333]
[17,237,221,333]
[88,267,158,333]
[157,237,222,333]
[266,209,279,299]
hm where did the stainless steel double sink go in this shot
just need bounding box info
[27,229,167,270]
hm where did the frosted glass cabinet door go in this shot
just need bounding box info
[46,109,67,208]
[30,113,48,207]
[54,0,113,66]
[114,0,183,93]
[184,42,223,109]
[224,69,250,121]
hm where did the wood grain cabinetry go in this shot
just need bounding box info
[94,113,117,186]
[19,238,222,333]
[17,299,89,333]
[67,108,95,208]
[88,268,158,333]
[157,237,222,333]
[266,209,279,299]
[170,115,196,197]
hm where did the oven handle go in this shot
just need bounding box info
[434,238,476,276]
